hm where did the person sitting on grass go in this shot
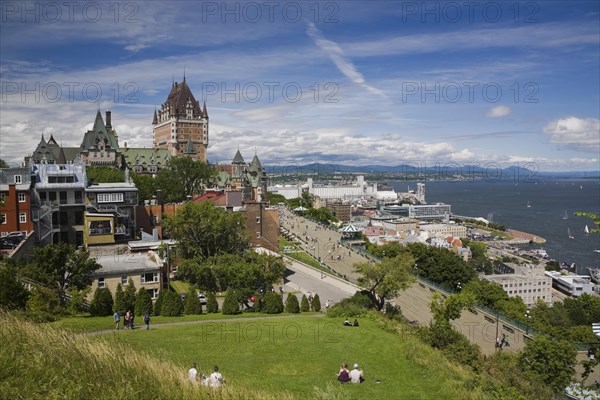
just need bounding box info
[353,319,359,327]
[337,364,351,384]
[349,363,365,383]
[343,319,352,326]
[210,365,225,388]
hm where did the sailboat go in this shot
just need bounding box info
[562,210,568,220]
[568,228,574,239]
[527,201,531,208]
[585,225,590,234]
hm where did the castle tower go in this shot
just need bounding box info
[152,77,209,163]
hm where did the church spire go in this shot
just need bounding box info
[202,100,208,118]
[152,109,158,124]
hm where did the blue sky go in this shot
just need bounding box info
[0,1,599,171]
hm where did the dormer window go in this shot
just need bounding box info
[14,175,22,184]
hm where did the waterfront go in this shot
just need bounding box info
[388,179,600,274]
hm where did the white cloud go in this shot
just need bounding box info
[487,105,511,118]
[306,22,385,97]
[543,117,600,152]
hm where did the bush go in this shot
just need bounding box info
[222,289,241,315]
[27,286,62,315]
[184,288,202,315]
[285,294,300,313]
[262,291,284,314]
[154,289,165,316]
[123,278,137,315]
[206,292,218,313]
[326,303,366,318]
[90,288,114,316]
[300,294,310,312]
[311,293,321,312]
[0,265,30,310]
[67,287,91,315]
[161,290,183,316]
[254,296,263,312]
[113,283,125,314]
[135,288,153,316]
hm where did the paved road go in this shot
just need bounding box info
[279,208,371,282]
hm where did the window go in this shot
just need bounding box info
[141,272,159,284]
[149,288,158,299]
[121,276,128,285]
[19,213,27,223]
[14,175,22,184]
[18,193,26,202]
[97,193,123,203]
[98,277,105,288]
[89,220,112,235]
[1,214,6,224]
[256,232,261,239]
[256,217,261,224]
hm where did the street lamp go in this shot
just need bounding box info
[457,281,462,292]
[525,310,531,335]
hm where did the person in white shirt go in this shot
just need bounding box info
[188,363,198,383]
[349,363,364,383]
[210,365,224,387]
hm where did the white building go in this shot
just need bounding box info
[268,175,380,200]
[420,223,467,238]
[485,264,552,307]
[545,271,595,297]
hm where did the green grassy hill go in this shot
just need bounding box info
[1,312,547,400]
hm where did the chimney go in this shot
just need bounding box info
[105,110,112,131]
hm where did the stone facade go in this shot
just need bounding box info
[152,78,208,162]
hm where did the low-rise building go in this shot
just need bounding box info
[0,167,34,237]
[484,263,552,306]
[420,223,467,238]
[545,271,595,297]
[89,251,163,302]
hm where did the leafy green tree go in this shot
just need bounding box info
[285,294,300,313]
[90,287,114,316]
[27,286,62,315]
[262,291,284,314]
[184,287,202,315]
[206,291,218,313]
[86,166,124,183]
[66,287,91,315]
[305,207,338,225]
[300,294,310,312]
[545,260,560,272]
[135,288,153,316]
[25,243,101,303]
[222,289,242,315]
[154,289,165,316]
[0,159,8,168]
[154,156,215,203]
[123,278,137,314]
[353,254,416,311]
[162,201,249,259]
[0,264,30,310]
[519,335,577,393]
[113,283,125,314]
[462,279,508,309]
[266,193,287,205]
[408,243,476,291]
[311,293,321,312]
[131,172,155,204]
[161,290,183,316]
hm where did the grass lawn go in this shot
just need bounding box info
[99,315,469,399]
[53,312,320,333]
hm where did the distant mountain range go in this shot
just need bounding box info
[264,163,599,180]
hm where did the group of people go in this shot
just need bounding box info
[337,363,365,384]
[188,363,225,388]
[113,310,151,330]
[343,319,359,327]
[496,334,510,349]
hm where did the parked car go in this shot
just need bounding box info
[198,292,207,305]
[0,239,16,249]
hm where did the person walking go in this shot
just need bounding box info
[188,363,198,383]
[113,311,120,330]
[210,366,224,388]
[144,312,151,330]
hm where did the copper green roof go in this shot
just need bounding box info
[232,149,245,164]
